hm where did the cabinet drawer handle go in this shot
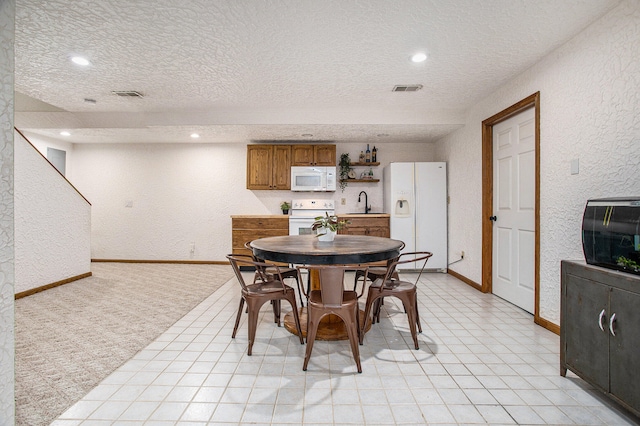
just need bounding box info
[598,309,606,332]
[609,312,617,336]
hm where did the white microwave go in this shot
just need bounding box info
[291,166,336,192]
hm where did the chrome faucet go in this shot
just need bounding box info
[358,191,371,214]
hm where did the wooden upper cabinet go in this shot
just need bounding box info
[272,145,291,188]
[291,144,336,166]
[246,145,272,190]
[314,145,336,166]
[291,145,314,166]
[246,145,291,190]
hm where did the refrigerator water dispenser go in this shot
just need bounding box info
[395,199,410,217]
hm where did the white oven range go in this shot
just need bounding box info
[288,199,336,236]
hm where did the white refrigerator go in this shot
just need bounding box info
[383,162,447,271]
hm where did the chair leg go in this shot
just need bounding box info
[272,300,281,326]
[353,270,363,291]
[303,311,319,371]
[360,291,379,345]
[355,302,361,342]
[373,298,383,324]
[399,292,420,350]
[232,297,245,339]
[286,293,304,345]
[343,309,362,373]
[415,297,422,333]
[246,299,263,356]
[293,276,305,308]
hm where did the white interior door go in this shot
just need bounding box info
[492,107,535,314]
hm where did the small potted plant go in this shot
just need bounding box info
[280,201,291,215]
[311,212,349,241]
[338,153,352,192]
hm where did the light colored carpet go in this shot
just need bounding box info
[14,262,234,426]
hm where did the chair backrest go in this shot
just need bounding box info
[384,240,406,267]
[384,251,433,283]
[244,241,260,260]
[226,254,285,291]
[300,265,366,308]
[318,267,346,307]
[242,241,272,283]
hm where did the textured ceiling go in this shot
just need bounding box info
[14,0,620,144]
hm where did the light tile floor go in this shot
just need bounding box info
[53,272,639,425]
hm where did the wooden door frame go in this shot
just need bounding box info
[482,92,542,322]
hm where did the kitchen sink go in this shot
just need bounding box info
[346,212,385,215]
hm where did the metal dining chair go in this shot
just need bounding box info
[352,241,405,323]
[297,264,369,373]
[244,241,305,307]
[226,254,304,356]
[360,251,433,350]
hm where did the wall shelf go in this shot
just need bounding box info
[350,162,380,166]
[340,179,380,183]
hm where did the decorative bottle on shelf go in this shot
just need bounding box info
[372,146,377,162]
[359,150,365,163]
[365,144,371,162]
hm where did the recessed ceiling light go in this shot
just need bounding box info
[71,56,91,66]
[190,133,200,139]
[60,131,71,136]
[410,53,427,63]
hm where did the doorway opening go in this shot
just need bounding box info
[47,147,66,176]
[482,92,548,328]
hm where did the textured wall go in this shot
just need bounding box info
[0,0,15,422]
[14,131,91,294]
[23,132,75,177]
[437,0,640,325]
[70,141,434,261]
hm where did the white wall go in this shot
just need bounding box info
[71,141,435,261]
[0,0,15,420]
[334,142,437,215]
[23,132,75,177]
[437,0,640,324]
[14,131,92,294]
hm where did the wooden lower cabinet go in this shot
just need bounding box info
[560,260,640,418]
[337,215,390,237]
[231,216,289,257]
[338,215,390,266]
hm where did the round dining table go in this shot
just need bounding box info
[250,234,404,340]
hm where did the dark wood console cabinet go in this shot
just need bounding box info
[560,260,640,418]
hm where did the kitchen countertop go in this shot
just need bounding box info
[231,214,389,218]
[337,213,389,217]
[231,215,289,218]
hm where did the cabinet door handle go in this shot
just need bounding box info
[609,312,617,336]
[598,309,606,332]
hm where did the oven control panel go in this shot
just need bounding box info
[292,199,335,210]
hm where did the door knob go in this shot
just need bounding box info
[489,216,497,221]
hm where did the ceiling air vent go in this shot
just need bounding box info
[392,84,423,92]
[112,90,144,98]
